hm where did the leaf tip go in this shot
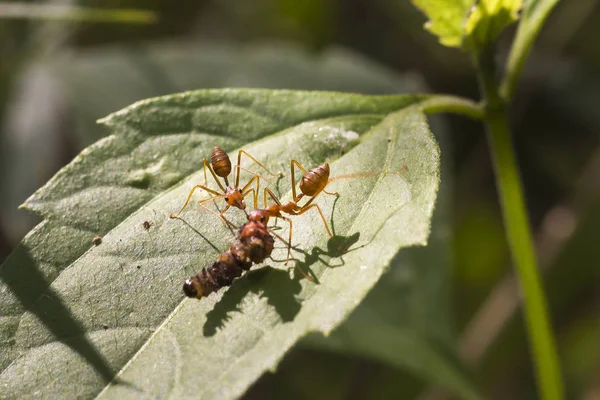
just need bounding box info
[96,115,114,127]
[18,192,39,213]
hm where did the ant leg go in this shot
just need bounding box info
[203,159,226,192]
[266,224,289,252]
[242,188,258,209]
[280,217,315,284]
[169,185,223,218]
[264,187,282,208]
[240,172,259,192]
[294,203,333,236]
[235,150,281,188]
[321,172,382,197]
[290,160,309,202]
[326,172,379,188]
[269,228,289,249]
[240,174,260,209]
[269,215,294,266]
[263,188,268,208]
[262,188,281,228]
[197,194,226,209]
[252,173,260,208]
[292,186,334,210]
[282,216,293,265]
[196,201,236,229]
[198,195,229,223]
[298,195,316,209]
[218,206,237,229]
[236,165,273,183]
[268,224,314,283]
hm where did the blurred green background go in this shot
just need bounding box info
[1,1,599,399]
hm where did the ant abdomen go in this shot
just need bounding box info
[211,146,232,178]
[300,163,330,196]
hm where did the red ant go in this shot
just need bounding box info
[250,160,338,267]
[169,146,280,223]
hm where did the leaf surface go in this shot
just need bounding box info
[0,89,440,399]
[305,124,482,400]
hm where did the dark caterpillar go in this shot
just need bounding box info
[182,211,274,299]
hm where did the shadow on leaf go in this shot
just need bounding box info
[169,216,223,254]
[0,246,115,383]
[203,266,302,337]
[273,232,362,283]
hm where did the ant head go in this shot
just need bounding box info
[183,279,203,299]
[225,187,246,210]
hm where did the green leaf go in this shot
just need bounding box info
[411,0,476,48]
[0,89,441,399]
[1,43,425,244]
[411,0,523,53]
[500,0,562,99]
[464,0,523,53]
[305,123,483,400]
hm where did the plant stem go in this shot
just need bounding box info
[420,95,484,120]
[476,50,564,400]
[500,0,560,100]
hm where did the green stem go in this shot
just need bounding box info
[477,51,563,400]
[500,0,560,101]
[420,95,484,120]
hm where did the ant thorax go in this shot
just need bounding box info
[279,201,296,213]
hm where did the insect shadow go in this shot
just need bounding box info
[169,216,223,254]
[203,266,302,337]
[273,232,362,283]
[269,194,363,282]
[202,231,363,337]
